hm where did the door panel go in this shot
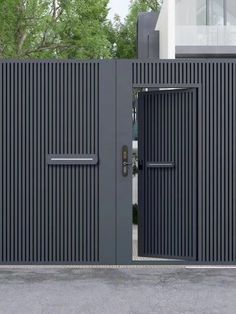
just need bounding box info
[0,61,116,264]
[138,89,197,260]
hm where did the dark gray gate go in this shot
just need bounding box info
[138,89,197,260]
[1,59,236,265]
[130,60,236,263]
[0,61,116,264]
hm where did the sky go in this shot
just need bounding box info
[108,0,130,21]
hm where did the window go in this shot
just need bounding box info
[208,0,224,25]
[176,0,207,25]
[176,0,228,26]
[175,0,236,46]
[226,0,236,25]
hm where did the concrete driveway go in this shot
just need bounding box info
[0,266,235,314]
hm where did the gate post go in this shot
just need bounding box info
[116,60,133,264]
[99,61,117,264]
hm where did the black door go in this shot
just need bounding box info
[138,89,197,260]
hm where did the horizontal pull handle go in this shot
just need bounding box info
[147,162,175,168]
[47,154,98,165]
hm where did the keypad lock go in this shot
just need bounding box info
[122,145,132,177]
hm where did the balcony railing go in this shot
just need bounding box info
[176,25,236,46]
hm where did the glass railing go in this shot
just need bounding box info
[176,25,236,46]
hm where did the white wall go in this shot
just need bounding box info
[155,0,175,59]
[133,175,138,204]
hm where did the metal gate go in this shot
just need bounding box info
[0,61,117,264]
[1,59,236,265]
[138,89,197,260]
[130,60,236,264]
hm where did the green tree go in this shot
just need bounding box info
[0,0,112,59]
[110,0,162,59]
[57,0,112,59]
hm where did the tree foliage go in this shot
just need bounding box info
[0,0,112,59]
[0,0,162,59]
[108,0,162,59]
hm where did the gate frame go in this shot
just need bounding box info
[0,59,118,265]
[116,60,236,265]
[1,59,236,265]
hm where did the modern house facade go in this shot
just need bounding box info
[155,0,236,58]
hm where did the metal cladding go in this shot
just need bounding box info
[0,61,100,263]
[138,89,197,260]
[0,59,236,264]
[134,60,236,262]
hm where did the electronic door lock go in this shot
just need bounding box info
[122,161,132,166]
[122,145,132,177]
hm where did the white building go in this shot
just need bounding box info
[156,0,236,59]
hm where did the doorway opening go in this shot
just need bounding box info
[132,87,197,262]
